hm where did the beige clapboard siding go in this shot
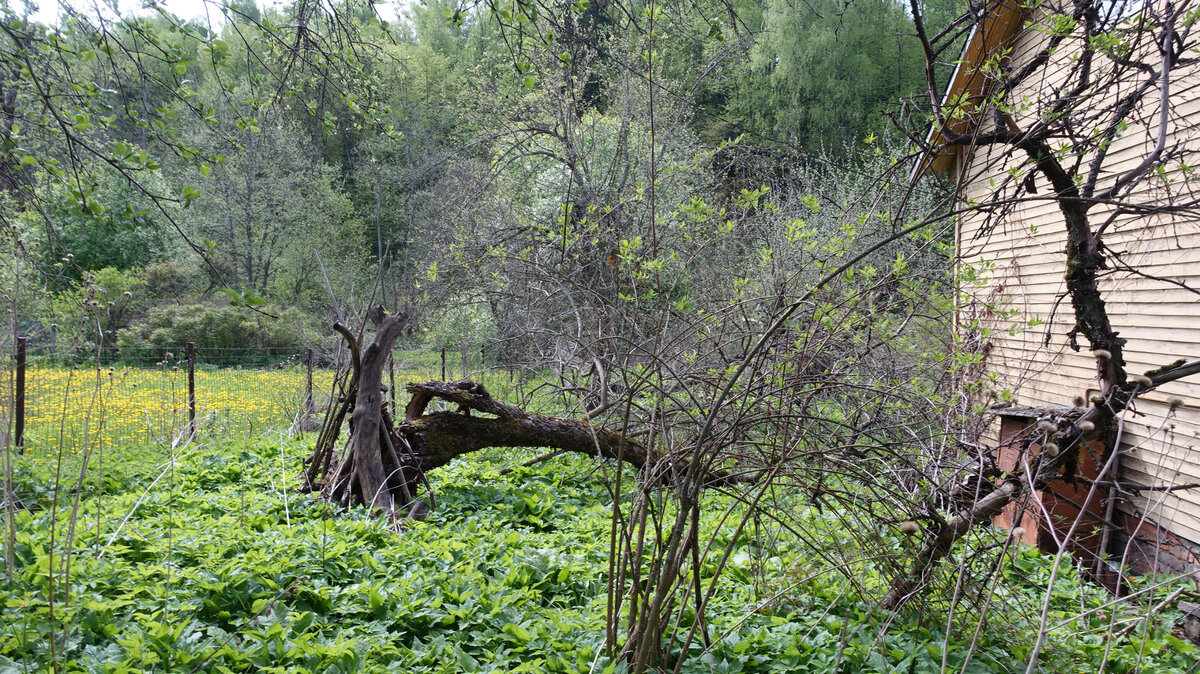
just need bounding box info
[989,287,1200,309]
[980,253,1200,279]
[965,222,1200,256]
[982,344,1200,399]
[1124,436,1200,483]
[1125,452,1200,486]
[987,281,1200,301]
[1110,485,1200,547]
[1114,460,1200,544]
[956,7,1200,548]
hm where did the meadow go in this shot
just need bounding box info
[2,356,1197,672]
[14,348,471,455]
[19,364,334,449]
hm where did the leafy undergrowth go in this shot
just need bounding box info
[1,437,1195,673]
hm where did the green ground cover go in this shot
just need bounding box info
[2,429,1195,672]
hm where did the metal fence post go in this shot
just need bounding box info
[186,342,196,439]
[14,336,26,451]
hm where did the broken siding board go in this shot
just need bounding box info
[989,409,1200,465]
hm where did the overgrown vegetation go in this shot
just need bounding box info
[3,0,1200,670]
[4,431,1193,672]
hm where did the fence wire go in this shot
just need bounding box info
[11,346,331,453]
[5,343,522,451]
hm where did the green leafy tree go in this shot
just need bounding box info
[181,112,363,301]
[736,0,927,151]
[29,173,174,279]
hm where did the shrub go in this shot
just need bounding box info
[28,172,175,280]
[116,302,321,352]
[138,260,202,301]
[38,267,147,353]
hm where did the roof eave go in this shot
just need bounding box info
[910,0,1027,183]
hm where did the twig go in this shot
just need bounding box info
[499,448,573,475]
[1112,586,1186,640]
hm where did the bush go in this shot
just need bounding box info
[37,267,147,353]
[138,260,202,301]
[28,172,175,280]
[116,302,321,352]
[425,299,498,354]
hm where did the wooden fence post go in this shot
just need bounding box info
[186,342,196,439]
[388,352,396,410]
[440,348,446,381]
[304,348,315,414]
[14,336,26,451]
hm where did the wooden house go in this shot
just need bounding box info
[918,0,1200,578]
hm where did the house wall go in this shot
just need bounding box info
[953,5,1200,571]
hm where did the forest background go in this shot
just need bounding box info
[0,0,961,358]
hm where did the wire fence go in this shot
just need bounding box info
[8,341,334,453]
[4,339,523,456]
[22,341,325,368]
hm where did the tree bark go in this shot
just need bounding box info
[350,312,409,511]
[303,307,414,514]
[305,354,749,520]
[882,482,1017,610]
[396,380,651,473]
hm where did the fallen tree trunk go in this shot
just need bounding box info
[303,316,747,521]
[394,381,750,489]
[397,380,651,474]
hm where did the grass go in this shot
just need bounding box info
[2,356,1196,672]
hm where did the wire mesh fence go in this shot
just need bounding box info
[23,342,325,368]
[4,340,525,456]
[9,343,333,453]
